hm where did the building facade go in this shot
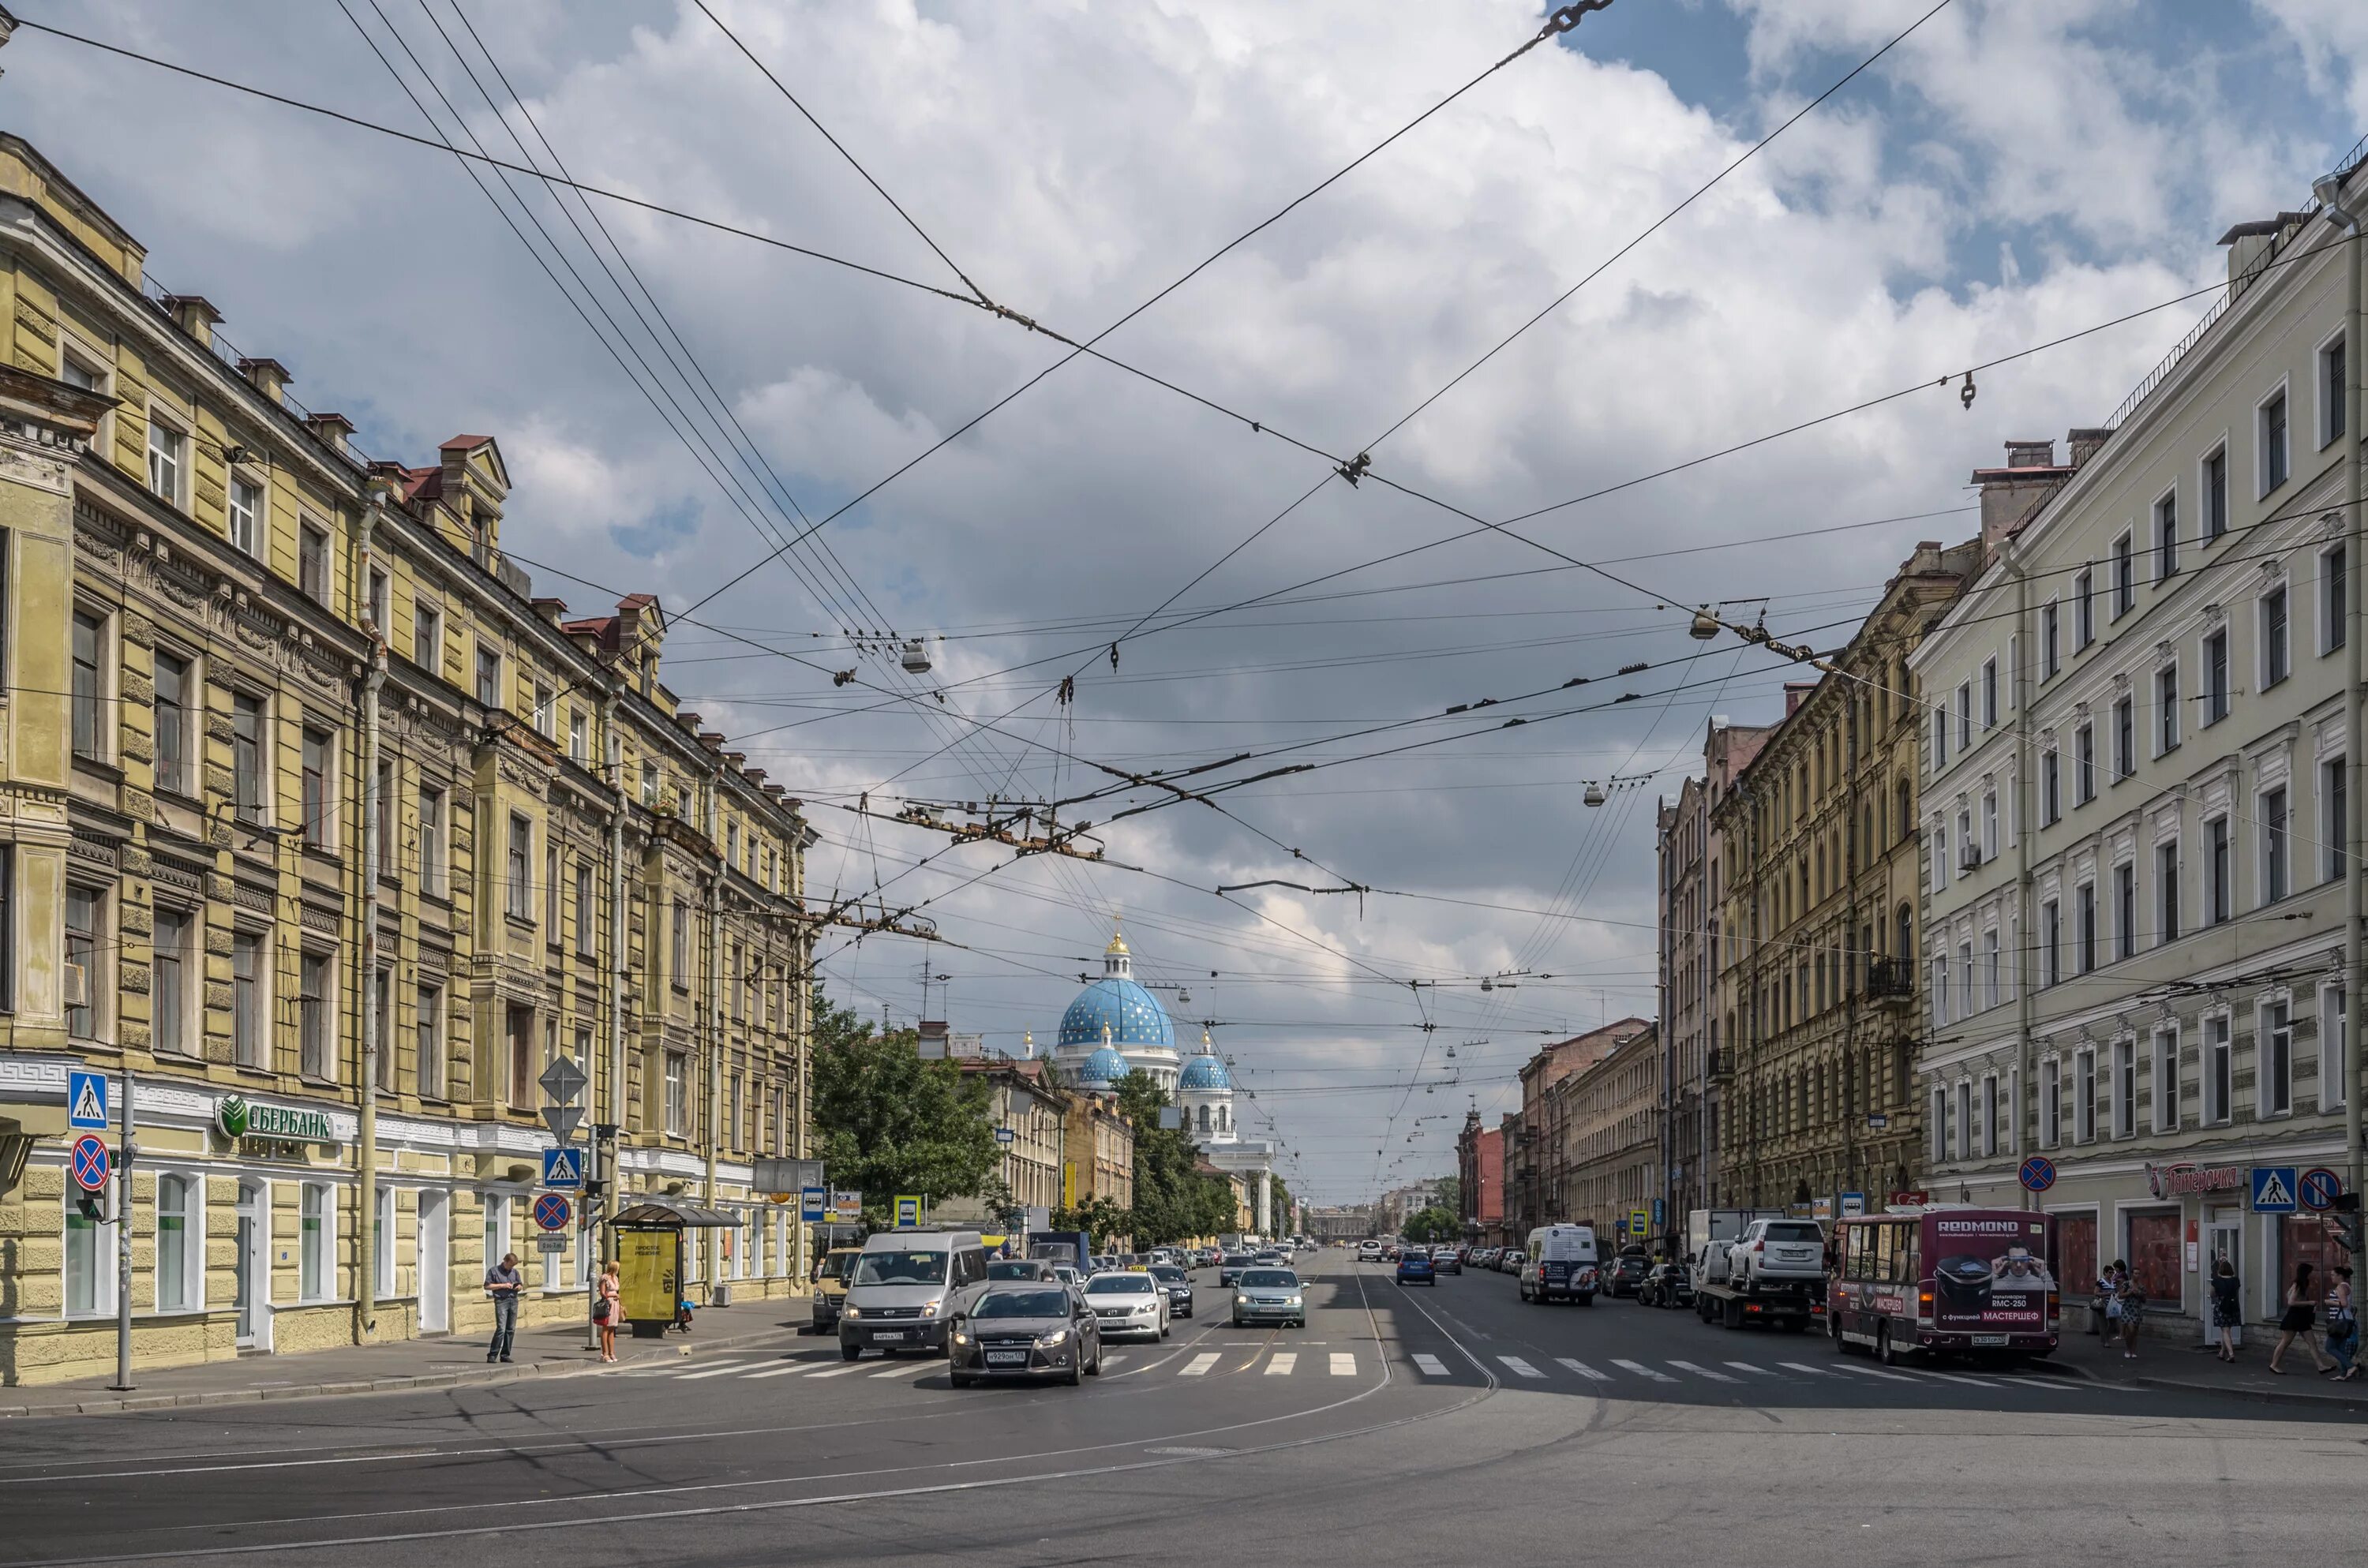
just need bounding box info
[1556,1023,1661,1245]
[0,137,815,1387]
[1514,1019,1651,1235]
[1456,1112,1503,1242]
[1913,144,2368,1331]
[944,1057,1066,1222]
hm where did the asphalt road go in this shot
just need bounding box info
[2,1252,2361,1567]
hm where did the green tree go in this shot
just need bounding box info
[809,989,1001,1228]
[1403,1206,1459,1244]
[1053,1196,1133,1249]
[1433,1176,1461,1217]
[1112,1071,1242,1245]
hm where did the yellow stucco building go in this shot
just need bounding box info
[0,137,817,1387]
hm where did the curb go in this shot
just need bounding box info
[0,1320,809,1420]
[2133,1372,2368,1412]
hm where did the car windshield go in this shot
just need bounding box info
[1150,1267,1187,1283]
[1240,1270,1298,1289]
[987,1260,1046,1280]
[1085,1274,1155,1295]
[816,1252,857,1282]
[1763,1223,1823,1243]
[853,1252,947,1285]
[973,1289,1070,1319]
[1400,1253,1429,1264]
[1221,1254,1254,1267]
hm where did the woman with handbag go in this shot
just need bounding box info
[596,1259,621,1363]
[2328,1265,2359,1381]
[2269,1262,2336,1375]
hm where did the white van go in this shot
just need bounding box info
[1519,1224,1601,1304]
[838,1229,989,1360]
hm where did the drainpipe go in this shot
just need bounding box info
[357,493,387,1338]
[2003,537,2037,1207]
[591,685,623,1349]
[2314,170,2364,1210]
[704,777,725,1291]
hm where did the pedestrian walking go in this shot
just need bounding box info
[2117,1267,2146,1360]
[2210,1256,2242,1362]
[596,1258,621,1364]
[2100,1259,2126,1342]
[2269,1262,2336,1375]
[2327,1265,2359,1382]
[485,1251,523,1364]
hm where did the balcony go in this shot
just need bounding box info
[1864,959,1914,1005]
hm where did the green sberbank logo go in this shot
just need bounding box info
[215,1095,249,1140]
[215,1096,335,1144]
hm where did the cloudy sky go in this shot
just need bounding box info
[15,0,2368,1203]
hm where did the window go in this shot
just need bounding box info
[71,608,103,762]
[2112,531,2134,618]
[1956,683,1973,751]
[154,649,190,794]
[1932,819,1950,890]
[575,862,595,958]
[2113,696,2134,780]
[665,1051,689,1136]
[373,964,395,1092]
[375,761,393,878]
[1957,941,1973,1020]
[671,898,691,988]
[301,728,330,849]
[2328,758,2349,884]
[2154,492,2178,581]
[508,1007,534,1109]
[2262,1001,2293,1117]
[376,1185,396,1299]
[299,1184,329,1302]
[65,885,100,1040]
[233,693,265,823]
[2208,816,2231,924]
[476,646,502,708]
[2153,1027,2179,1133]
[1931,1087,1949,1162]
[2074,724,2094,805]
[414,602,444,675]
[229,475,262,558]
[568,709,587,765]
[2043,601,2062,679]
[2204,445,2229,539]
[153,907,190,1056]
[2323,987,2348,1113]
[2157,837,2182,945]
[418,982,444,1099]
[157,1173,196,1312]
[1954,1081,1973,1160]
[221,928,260,1067]
[2074,571,2094,649]
[2322,333,2347,448]
[640,760,658,807]
[420,785,446,895]
[366,567,390,633]
[2074,1048,2096,1144]
[2042,750,2061,825]
[298,523,329,604]
[533,683,555,739]
[2205,1014,2233,1124]
[2077,881,2096,974]
[299,949,331,1079]
[2326,544,2348,654]
[2115,862,2135,960]
[65,1190,104,1316]
[484,1196,508,1281]
[2112,1040,2136,1138]
[146,414,186,505]
[2203,627,2229,724]
[2155,663,2179,754]
[544,842,560,938]
[2261,585,2290,688]
[2261,387,2290,494]
[1983,928,2000,1009]
[2041,898,2061,987]
[2262,786,2291,904]
[2041,1057,2062,1147]
[1982,791,1999,859]
[506,814,532,922]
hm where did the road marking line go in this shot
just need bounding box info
[1609,1359,1675,1383]
[1265,1353,1297,1376]
[674,1364,753,1380]
[1497,1355,1546,1379]
[870,1362,922,1378]
[804,1363,868,1378]
[1555,1358,1609,1382]
[1100,1354,1125,1368]
[1723,1361,1776,1375]
[738,1364,813,1379]
[1179,1353,1223,1377]
[1666,1360,1737,1383]
[1919,1370,1999,1387]
[1328,1353,1356,1376]
[1831,1361,1922,1383]
[1777,1361,1839,1376]
[1411,1353,1451,1376]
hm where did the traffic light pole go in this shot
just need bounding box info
[110,1072,135,1391]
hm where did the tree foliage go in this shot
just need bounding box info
[808,989,1000,1227]
[1432,1176,1461,1217]
[1112,1072,1240,1245]
[1403,1207,1461,1244]
[1053,1196,1132,1250]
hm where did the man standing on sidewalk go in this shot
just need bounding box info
[485,1252,523,1364]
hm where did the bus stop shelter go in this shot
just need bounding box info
[610,1196,739,1336]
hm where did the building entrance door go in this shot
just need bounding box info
[418,1190,450,1333]
[234,1181,268,1351]
[2203,1212,2242,1348]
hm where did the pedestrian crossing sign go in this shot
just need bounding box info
[2250,1166,2299,1214]
[67,1069,108,1130]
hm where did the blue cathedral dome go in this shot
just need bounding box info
[1057,931,1176,1050]
[1178,1053,1231,1091]
[1077,1046,1132,1086]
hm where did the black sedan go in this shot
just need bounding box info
[1606,1254,1650,1297]
[1638,1261,1692,1308]
[948,1286,1103,1387]
[1149,1263,1196,1319]
[1217,1252,1258,1287]
[1429,1246,1462,1275]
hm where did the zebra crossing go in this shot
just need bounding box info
[613,1346,2128,1395]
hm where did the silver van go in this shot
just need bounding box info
[838,1230,990,1359]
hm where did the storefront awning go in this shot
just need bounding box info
[610,1196,740,1228]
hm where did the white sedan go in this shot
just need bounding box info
[1082,1270,1171,1340]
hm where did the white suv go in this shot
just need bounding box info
[1728,1219,1827,1292]
[1358,1240,1384,1262]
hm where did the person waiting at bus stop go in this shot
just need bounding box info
[485,1252,523,1364]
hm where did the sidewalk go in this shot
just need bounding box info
[2051,1317,2368,1413]
[0,1298,815,1420]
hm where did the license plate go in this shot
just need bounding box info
[985,1350,1028,1365]
[1972,1334,2009,1346]
[872,1330,906,1342]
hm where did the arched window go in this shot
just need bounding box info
[1197,1104,1211,1133]
[1218,1104,1230,1132]
[1895,902,1914,962]
[1895,780,1912,844]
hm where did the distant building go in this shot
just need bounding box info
[1456,1113,1504,1241]
[1513,1020,1651,1235]
[1555,1024,1662,1246]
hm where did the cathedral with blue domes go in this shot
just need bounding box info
[1055,928,1182,1091]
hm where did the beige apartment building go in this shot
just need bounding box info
[1554,1024,1660,1245]
[0,137,816,1387]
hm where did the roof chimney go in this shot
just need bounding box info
[2219,213,2310,302]
[1972,440,2076,552]
[238,357,290,406]
[161,294,221,349]
[305,412,355,455]
[2066,427,2114,468]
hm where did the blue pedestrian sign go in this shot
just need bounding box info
[2250,1166,2299,1214]
[2299,1167,2344,1213]
[541,1147,585,1190]
[70,1133,111,1193]
[66,1068,109,1130]
[2018,1155,2057,1193]
[800,1186,826,1222]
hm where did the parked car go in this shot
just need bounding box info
[809,1245,863,1330]
[1429,1245,1462,1275]
[1082,1270,1171,1340]
[1499,1249,1527,1275]
[1396,1250,1437,1286]
[1149,1263,1196,1319]
[1606,1253,1649,1298]
[1638,1261,1693,1308]
[1729,1218,1827,1294]
[948,1285,1102,1387]
[1232,1267,1306,1328]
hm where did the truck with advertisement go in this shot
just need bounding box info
[1826,1207,2057,1367]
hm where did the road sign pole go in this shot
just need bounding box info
[111,1072,135,1392]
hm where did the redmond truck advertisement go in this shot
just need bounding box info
[1926,1212,2052,1330]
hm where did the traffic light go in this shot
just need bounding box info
[2332,1194,2362,1257]
[74,1192,104,1222]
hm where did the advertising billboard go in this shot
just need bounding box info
[1925,1211,2052,1331]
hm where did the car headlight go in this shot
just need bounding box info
[1287,1295,1303,1308]
[1136,1298,1160,1313]
[842,1305,862,1320]
[950,1329,971,1346]
[920,1299,943,1316]
[1038,1328,1069,1347]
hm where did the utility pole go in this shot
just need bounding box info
[109,1073,134,1391]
